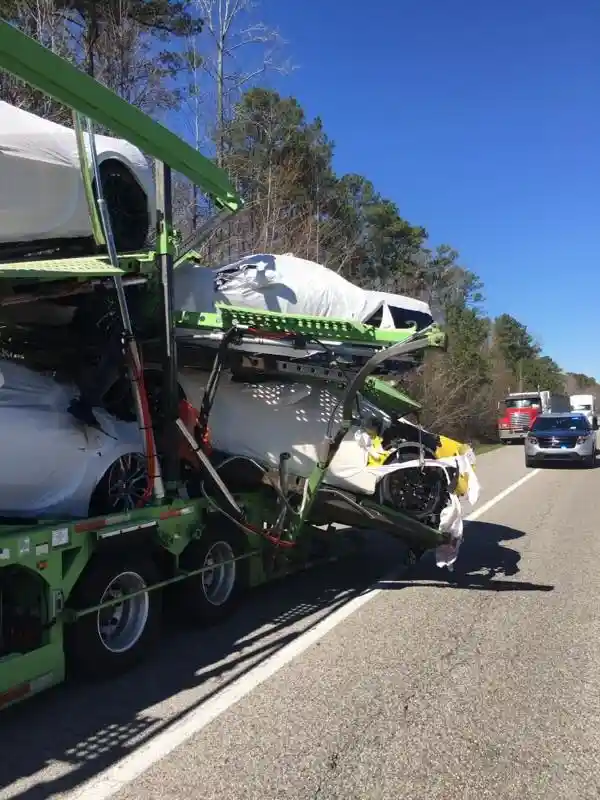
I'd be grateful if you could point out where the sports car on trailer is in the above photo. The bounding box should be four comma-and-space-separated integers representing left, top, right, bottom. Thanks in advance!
0, 358, 147, 520
0, 100, 155, 258
174, 253, 435, 334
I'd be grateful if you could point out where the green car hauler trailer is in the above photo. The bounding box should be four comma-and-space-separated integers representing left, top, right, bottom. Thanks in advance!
0, 21, 451, 710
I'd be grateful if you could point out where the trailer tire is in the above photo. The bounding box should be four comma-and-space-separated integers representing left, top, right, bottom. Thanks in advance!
66, 555, 162, 679
177, 524, 248, 625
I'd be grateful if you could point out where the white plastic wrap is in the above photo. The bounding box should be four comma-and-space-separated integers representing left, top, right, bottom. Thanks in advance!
0, 359, 144, 518
0, 359, 72, 409
0, 100, 154, 243
435, 493, 464, 570
174, 253, 433, 330
180, 369, 380, 493
178, 370, 475, 502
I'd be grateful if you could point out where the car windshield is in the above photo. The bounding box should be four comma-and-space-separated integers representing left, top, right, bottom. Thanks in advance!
502, 397, 541, 411
532, 415, 590, 432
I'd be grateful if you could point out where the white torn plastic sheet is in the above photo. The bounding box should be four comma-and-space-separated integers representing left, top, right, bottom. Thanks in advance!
174, 253, 434, 331
0, 100, 154, 243
180, 369, 383, 493
435, 493, 465, 570
439, 451, 481, 507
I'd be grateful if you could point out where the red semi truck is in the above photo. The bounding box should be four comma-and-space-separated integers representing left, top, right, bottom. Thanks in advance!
497, 390, 570, 443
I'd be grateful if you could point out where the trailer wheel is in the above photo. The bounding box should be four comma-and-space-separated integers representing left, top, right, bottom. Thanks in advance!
178, 524, 248, 625
66, 555, 161, 679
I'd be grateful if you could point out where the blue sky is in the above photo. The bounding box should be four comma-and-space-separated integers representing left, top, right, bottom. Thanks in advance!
251, 0, 600, 378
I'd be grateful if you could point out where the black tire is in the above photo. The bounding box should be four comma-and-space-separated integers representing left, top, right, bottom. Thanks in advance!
177, 523, 248, 625
97, 160, 150, 252
584, 449, 596, 468
525, 456, 536, 468
406, 546, 427, 566
379, 447, 448, 522
66, 554, 162, 679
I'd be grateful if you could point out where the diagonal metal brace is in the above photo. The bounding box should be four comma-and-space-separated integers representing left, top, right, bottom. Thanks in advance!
293, 325, 447, 530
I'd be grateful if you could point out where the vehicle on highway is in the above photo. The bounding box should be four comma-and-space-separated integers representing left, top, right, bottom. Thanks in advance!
497, 390, 570, 444
569, 393, 597, 428
524, 412, 598, 468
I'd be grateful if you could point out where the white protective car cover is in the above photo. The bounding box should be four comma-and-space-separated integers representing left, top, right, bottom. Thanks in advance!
180, 369, 379, 493
174, 253, 433, 330
0, 100, 154, 243
0, 359, 144, 518
179, 369, 475, 500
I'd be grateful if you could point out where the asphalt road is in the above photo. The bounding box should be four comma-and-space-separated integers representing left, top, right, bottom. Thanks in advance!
1, 442, 599, 800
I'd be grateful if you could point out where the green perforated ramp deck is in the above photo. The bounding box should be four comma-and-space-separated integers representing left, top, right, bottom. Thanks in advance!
175, 305, 438, 347
0, 255, 125, 279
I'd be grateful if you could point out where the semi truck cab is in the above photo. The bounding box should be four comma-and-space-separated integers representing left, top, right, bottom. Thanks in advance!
497, 391, 570, 443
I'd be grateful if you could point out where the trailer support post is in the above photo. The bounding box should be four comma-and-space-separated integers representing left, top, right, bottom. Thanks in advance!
155, 161, 180, 493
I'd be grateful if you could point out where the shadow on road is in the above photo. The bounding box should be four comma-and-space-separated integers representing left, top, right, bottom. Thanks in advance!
534, 458, 600, 470
384, 520, 555, 594
455, 520, 525, 579
380, 579, 555, 592
0, 522, 553, 798
0, 537, 404, 800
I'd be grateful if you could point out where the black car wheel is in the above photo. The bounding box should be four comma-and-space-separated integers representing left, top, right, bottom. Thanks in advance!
98, 160, 150, 252
89, 453, 149, 516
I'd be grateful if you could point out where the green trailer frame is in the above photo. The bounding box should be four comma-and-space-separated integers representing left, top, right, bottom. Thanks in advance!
0, 21, 449, 710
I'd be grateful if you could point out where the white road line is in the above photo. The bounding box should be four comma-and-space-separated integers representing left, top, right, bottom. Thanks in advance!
465, 468, 540, 523
67, 468, 542, 800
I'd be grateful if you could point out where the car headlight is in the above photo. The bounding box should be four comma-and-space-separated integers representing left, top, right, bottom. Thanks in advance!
576, 434, 591, 445
527, 435, 538, 445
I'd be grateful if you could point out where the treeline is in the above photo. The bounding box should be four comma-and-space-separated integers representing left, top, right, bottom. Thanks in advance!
2, 1, 597, 442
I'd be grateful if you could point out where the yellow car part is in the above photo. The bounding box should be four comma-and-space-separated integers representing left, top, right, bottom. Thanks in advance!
365, 431, 476, 499
435, 435, 475, 497
366, 434, 391, 467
